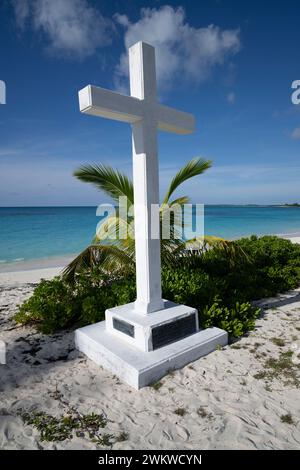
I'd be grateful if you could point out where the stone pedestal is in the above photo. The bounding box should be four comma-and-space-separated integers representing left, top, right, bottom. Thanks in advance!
75, 302, 228, 389
106, 300, 198, 352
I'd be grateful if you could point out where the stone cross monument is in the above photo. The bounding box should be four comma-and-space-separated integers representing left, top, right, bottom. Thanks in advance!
75, 42, 227, 389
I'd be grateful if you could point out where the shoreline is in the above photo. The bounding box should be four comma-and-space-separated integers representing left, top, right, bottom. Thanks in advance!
0, 254, 75, 274
0, 266, 64, 286
0, 234, 299, 285
0, 234, 299, 286
0, 255, 74, 286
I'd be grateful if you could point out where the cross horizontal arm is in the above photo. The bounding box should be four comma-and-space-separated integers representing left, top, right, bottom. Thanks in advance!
156, 104, 195, 135
79, 85, 144, 124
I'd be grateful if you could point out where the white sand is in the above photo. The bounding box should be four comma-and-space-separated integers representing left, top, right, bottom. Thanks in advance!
286, 237, 300, 244
0, 267, 63, 286
0, 237, 300, 450
0, 254, 74, 286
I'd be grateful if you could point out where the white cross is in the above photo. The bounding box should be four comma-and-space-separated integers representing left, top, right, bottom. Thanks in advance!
79, 42, 195, 315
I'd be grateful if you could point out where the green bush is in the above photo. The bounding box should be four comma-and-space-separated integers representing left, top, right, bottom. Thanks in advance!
15, 273, 136, 334
15, 236, 300, 337
199, 235, 300, 302
15, 277, 79, 334
161, 268, 219, 307
199, 297, 260, 338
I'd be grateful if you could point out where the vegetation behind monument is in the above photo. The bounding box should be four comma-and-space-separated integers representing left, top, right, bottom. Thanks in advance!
15, 236, 300, 338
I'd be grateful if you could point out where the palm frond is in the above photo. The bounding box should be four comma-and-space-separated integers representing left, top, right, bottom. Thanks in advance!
74, 164, 134, 204
169, 196, 190, 206
183, 235, 251, 266
163, 157, 212, 204
62, 244, 134, 282
65, 156, 215, 280
160, 238, 186, 266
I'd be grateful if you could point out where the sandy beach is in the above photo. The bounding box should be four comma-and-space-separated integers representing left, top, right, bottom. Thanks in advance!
0, 254, 74, 286
283, 235, 300, 245
0, 236, 299, 450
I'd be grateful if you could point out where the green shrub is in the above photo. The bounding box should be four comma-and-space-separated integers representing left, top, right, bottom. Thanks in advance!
200, 236, 300, 302
15, 277, 79, 334
161, 268, 218, 307
15, 273, 136, 334
14, 236, 300, 337
199, 297, 260, 338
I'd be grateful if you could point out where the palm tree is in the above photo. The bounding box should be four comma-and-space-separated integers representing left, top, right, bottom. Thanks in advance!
63, 158, 244, 280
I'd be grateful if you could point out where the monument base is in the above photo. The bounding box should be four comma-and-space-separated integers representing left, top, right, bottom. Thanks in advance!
75, 321, 228, 389
105, 300, 199, 352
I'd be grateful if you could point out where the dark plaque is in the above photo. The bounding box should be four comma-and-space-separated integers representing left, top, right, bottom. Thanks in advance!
152, 313, 196, 350
113, 318, 135, 338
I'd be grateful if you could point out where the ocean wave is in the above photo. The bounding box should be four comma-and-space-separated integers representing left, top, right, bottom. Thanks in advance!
0, 258, 25, 264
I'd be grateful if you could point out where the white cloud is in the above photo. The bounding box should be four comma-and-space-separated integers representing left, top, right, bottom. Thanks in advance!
12, 0, 30, 28
12, 0, 113, 59
114, 13, 130, 27
227, 92, 235, 103
160, 163, 300, 205
114, 6, 241, 90
291, 127, 300, 140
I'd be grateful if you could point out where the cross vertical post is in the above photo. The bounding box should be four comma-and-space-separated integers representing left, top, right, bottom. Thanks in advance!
129, 42, 164, 314
78, 41, 195, 316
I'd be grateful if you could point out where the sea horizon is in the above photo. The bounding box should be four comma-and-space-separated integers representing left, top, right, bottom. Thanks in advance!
1, 203, 299, 207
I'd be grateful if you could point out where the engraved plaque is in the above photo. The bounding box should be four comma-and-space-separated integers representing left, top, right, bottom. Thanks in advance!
152, 313, 196, 350
113, 318, 135, 338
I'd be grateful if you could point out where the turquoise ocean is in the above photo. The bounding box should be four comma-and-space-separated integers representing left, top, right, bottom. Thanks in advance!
1, 206, 300, 265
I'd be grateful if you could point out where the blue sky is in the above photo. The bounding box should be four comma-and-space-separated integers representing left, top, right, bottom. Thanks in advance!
0, 0, 299, 206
